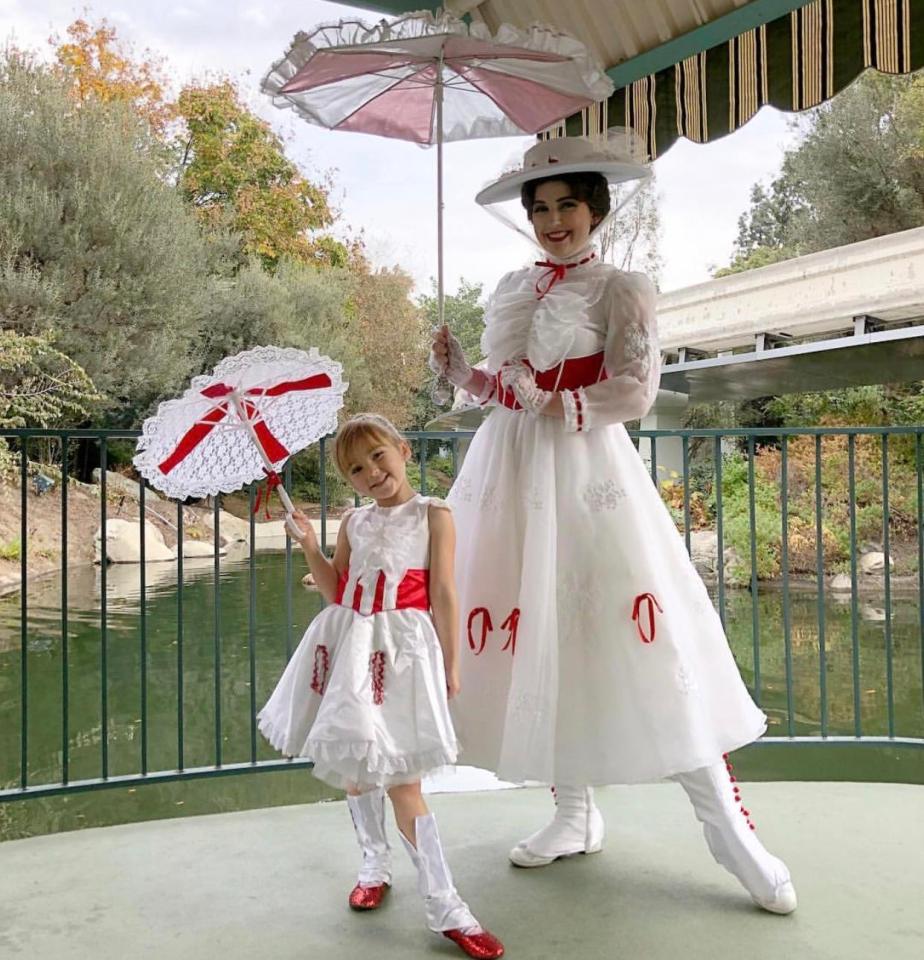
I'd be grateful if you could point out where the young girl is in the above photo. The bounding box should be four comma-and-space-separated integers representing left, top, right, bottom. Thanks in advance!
258, 414, 504, 959
431, 133, 797, 915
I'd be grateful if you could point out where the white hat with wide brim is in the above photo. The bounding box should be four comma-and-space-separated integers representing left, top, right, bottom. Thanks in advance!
476, 129, 650, 206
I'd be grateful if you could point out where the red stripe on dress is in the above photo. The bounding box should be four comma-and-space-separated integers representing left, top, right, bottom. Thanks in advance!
370, 651, 385, 705
336, 569, 431, 614
311, 644, 329, 695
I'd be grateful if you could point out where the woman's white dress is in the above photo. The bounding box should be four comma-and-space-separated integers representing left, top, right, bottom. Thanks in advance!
448, 255, 766, 786
258, 494, 458, 791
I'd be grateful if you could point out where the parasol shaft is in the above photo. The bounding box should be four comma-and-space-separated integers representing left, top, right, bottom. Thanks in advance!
228, 391, 295, 515
436, 51, 445, 328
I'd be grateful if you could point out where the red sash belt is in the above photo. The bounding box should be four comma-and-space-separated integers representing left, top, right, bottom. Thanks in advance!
496, 351, 608, 411
335, 569, 430, 614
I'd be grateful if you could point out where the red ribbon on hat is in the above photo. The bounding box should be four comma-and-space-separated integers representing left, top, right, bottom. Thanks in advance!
158, 373, 333, 475
534, 252, 596, 300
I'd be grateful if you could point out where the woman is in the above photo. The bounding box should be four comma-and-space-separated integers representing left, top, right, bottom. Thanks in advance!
430, 132, 796, 915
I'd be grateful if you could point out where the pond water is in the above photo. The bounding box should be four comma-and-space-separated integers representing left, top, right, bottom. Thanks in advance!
1, 551, 922, 839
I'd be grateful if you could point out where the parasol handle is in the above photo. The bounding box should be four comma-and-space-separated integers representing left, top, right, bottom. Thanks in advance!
436, 52, 445, 328
228, 390, 296, 516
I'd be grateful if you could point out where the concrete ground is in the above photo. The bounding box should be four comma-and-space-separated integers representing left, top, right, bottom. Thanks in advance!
1, 781, 922, 960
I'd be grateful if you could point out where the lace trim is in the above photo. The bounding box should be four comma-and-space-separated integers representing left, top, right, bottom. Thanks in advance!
262, 12, 612, 140
134, 346, 346, 501
348, 501, 422, 583
307, 740, 458, 784
624, 321, 656, 378
561, 387, 590, 433
581, 478, 628, 512
481, 268, 612, 374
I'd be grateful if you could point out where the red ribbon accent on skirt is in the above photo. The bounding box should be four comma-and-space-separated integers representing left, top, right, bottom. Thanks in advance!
157, 373, 333, 475
335, 569, 430, 614
496, 352, 608, 411
534, 252, 595, 299
310, 644, 329, 695
632, 593, 663, 643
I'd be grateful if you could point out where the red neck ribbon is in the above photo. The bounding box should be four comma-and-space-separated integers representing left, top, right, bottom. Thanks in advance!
534, 252, 596, 300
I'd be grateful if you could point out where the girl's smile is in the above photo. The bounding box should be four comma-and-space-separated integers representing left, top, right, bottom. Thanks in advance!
346, 441, 414, 507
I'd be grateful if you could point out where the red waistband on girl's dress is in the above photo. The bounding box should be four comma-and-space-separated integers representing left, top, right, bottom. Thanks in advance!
496, 351, 608, 411
335, 569, 430, 614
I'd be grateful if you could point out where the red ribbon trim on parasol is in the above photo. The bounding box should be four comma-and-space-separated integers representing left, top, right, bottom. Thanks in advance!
252, 469, 282, 520
157, 373, 332, 476
534, 252, 595, 300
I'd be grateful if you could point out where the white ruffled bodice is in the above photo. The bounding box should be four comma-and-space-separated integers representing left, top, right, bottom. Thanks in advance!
341, 494, 443, 615
478, 258, 661, 431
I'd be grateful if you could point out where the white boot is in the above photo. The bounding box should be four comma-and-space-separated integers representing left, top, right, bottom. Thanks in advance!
674, 760, 797, 914
346, 789, 391, 909
399, 814, 504, 958
509, 785, 605, 868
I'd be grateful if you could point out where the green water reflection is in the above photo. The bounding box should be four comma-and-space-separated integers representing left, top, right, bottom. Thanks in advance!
1, 554, 922, 839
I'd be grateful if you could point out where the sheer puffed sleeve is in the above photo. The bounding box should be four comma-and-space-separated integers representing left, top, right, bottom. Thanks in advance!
560, 270, 659, 433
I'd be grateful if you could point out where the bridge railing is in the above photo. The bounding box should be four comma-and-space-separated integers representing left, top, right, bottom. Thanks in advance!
1, 425, 921, 803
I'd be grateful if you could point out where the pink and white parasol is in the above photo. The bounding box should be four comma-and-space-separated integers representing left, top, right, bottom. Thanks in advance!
261, 10, 614, 327
134, 346, 347, 511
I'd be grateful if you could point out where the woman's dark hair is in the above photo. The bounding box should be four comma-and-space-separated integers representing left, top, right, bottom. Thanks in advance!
520, 172, 610, 224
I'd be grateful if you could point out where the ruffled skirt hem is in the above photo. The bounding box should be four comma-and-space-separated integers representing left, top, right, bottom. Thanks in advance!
258, 711, 458, 789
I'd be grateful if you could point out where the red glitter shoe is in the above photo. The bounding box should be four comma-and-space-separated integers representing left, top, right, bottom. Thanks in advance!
348, 882, 390, 911
442, 928, 505, 959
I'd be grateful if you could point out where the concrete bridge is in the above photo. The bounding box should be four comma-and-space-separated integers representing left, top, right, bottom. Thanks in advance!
641, 227, 924, 473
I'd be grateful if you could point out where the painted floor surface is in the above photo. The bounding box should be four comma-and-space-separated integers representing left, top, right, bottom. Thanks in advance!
1, 781, 922, 960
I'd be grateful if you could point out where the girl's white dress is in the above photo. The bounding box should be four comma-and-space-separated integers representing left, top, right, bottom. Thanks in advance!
449, 255, 766, 787
258, 494, 458, 791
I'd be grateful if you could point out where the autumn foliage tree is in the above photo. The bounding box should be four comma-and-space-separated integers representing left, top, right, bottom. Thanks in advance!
27, 16, 428, 435
52, 18, 175, 139
175, 82, 348, 270
348, 256, 429, 426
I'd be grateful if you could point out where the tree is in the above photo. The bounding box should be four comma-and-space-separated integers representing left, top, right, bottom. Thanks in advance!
0, 54, 221, 424
51, 17, 347, 273
197, 257, 360, 381
413, 279, 486, 427
52, 17, 175, 139
713, 243, 802, 278
724, 72, 924, 275
703, 73, 924, 429
732, 174, 808, 257
0, 331, 99, 427
175, 82, 347, 270
350, 261, 429, 427
597, 178, 662, 283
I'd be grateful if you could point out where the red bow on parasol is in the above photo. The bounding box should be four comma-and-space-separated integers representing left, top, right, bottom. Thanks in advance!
134, 345, 347, 515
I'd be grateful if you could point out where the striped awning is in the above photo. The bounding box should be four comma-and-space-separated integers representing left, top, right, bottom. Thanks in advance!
549, 0, 922, 158
340, 1, 921, 157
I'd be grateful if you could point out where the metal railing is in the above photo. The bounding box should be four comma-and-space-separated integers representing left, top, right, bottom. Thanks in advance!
1, 425, 922, 803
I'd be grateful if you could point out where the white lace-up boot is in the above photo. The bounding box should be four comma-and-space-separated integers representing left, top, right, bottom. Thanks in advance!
509, 785, 605, 868
399, 814, 504, 958
346, 789, 392, 910
674, 759, 797, 914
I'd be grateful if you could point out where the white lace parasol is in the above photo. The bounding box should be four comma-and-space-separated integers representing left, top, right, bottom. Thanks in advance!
134, 345, 347, 504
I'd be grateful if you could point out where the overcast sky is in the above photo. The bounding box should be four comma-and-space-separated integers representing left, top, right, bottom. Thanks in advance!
1, 0, 802, 296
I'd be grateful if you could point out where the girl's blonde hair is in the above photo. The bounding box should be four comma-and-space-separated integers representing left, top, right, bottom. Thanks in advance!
333, 413, 407, 477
